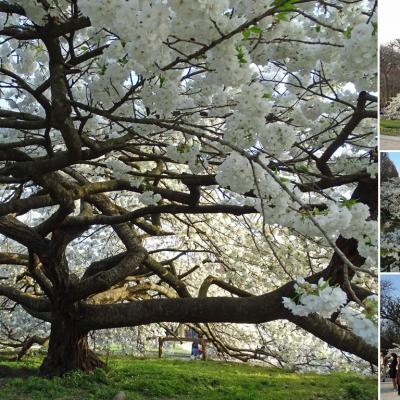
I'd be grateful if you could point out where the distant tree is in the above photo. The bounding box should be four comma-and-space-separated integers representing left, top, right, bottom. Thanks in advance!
381, 280, 400, 348
381, 153, 398, 182
380, 41, 400, 107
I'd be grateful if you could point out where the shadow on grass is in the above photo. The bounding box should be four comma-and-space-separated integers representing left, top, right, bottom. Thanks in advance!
0, 365, 38, 379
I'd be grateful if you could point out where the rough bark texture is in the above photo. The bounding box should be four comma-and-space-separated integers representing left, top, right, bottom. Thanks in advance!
39, 314, 105, 376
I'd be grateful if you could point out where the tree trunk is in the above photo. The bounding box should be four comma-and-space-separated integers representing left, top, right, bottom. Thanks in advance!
39, 315, 106, 377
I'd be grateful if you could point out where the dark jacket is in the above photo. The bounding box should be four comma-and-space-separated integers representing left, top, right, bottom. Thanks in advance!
390, 357, 398, 379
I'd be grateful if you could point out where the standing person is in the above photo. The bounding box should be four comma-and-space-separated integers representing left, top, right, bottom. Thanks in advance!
397, 357, 400, 396
382, 352, 389, 382
191, 340, 199, 359
390, 353, 398, 391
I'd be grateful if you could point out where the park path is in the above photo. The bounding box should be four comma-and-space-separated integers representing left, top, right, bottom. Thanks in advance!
380, 135, 400, 151
381, 381, 399, 399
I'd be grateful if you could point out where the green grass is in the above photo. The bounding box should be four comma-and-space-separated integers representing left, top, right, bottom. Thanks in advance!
380, 119, 400, 136
0, 356, 377, 400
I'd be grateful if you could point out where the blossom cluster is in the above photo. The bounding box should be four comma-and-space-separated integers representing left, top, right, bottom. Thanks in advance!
283, 278, 377, 346
282, 277, 347, 318
384, 95, 400, 119
340, 296, 378, 347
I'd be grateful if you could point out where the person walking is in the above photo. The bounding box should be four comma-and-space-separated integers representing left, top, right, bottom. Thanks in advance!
382, 351, 389, 382
396, 356, 400, 396
390, 353, 398, 392
191, 340, 199, 359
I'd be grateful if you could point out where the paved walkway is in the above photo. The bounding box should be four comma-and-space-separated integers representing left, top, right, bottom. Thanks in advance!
381, 381, 399, 399
380, 135, 400, 150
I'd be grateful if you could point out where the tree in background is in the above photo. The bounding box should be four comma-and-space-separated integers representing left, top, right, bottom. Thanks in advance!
380, 153, 399, 272
381, 280, 400, 350
0, 0, 377, 376
381, 153, 399, 182
380, 41, 400, 109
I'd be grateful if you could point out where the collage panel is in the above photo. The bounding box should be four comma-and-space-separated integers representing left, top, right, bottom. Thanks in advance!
0, 1, 380, 399
380, 0, 400, 151
381, 275, 400, 398
381, 153, 400, 272
380, 1, 400, 399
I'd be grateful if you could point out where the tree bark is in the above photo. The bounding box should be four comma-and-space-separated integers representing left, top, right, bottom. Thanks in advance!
39, 314, 105, 376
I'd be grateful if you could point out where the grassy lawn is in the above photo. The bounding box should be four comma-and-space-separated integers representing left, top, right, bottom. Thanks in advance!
0, 356, 377, 400
380, 119, 400, 136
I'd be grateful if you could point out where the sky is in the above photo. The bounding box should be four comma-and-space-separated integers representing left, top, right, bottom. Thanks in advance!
380, 1, 400, 44
382, 274, 400, 297
389, 152, 400, 173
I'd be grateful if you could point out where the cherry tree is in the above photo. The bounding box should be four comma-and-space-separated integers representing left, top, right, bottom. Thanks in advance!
381, 181, 400, 272
380, 153, 398, 272
380, 41, 400, 107
0, 0, 377, 376
381, 279, 400, 350
383, 94, 400, 120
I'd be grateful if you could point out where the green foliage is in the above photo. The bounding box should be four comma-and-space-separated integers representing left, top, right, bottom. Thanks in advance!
381, 247, 389, 257
278, 176, 289, 183
159, 75, 166, 88
235, 45, 247, 64
381, 119, 400, 128
0, 356, 376, 400
380, 119, 400, 136
343, 26, 353, 39
242, 26, 262, 39
339, 198, 358, 209
295, 165, 309, 173
272, 0, 298, 21
344, 382, 373, 400
275, 12, 290, 22
176, 143, 190, 153
371, 22, 377, 36
98, 63, 107, 76
272, 0, 298, 11
363, 296, 378, 323
118, 57, 129, 66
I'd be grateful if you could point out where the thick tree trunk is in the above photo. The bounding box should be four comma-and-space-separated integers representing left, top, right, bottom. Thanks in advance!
39, 315, 106, 377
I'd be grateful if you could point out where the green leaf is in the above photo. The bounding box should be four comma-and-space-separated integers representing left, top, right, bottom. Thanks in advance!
339, 198, 358, 209
250, 26, 262, 34
315, 25, 321, 33
235, 45, 247, 64
363, 297, 378, 322
118, 57, 128, 66
311, 208, 328, 216
242, 29, 251, 39
271, 0, 297, 23
159, 75, 166, 88
242, 26, 262, 40
276, 11, 290, 22
177, 143, 189, 153
295, 165, 309, 173
99, 64, 107, 76
272, 0, 297, 11
279, 176, 289, 183
381, 248, 389, 257
343, 26, 353, 39
272, 0, 295, 6
372, 22, 377, 36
